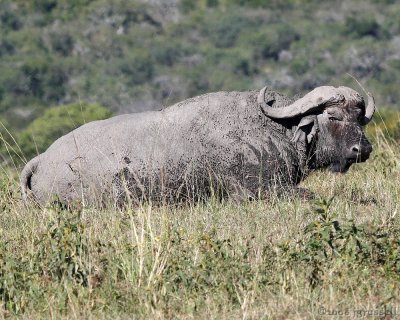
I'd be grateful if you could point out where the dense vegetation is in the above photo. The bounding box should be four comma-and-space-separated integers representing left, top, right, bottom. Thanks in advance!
1, 0, 400, 318
1, 134, 399, 318
1, 0, 400, 159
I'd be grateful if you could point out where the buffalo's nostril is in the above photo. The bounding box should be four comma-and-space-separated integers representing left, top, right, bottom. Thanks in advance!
349, 143, 372, 162
351, 146, 360, 153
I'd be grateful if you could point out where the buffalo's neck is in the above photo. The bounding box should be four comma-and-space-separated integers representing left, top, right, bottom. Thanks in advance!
284, 120, 317, 181
258, 117, 306, 184
289, 125, 311, 182
295, 126, 319, 175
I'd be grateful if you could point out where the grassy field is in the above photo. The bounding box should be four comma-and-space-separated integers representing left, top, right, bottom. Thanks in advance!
0, 134, 399, 319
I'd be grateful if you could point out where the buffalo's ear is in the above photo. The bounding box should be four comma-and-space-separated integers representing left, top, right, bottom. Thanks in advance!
292, 115, 319, 144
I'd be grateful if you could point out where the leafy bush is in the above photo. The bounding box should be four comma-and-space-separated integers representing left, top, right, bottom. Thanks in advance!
151, 39, 187, 67
0, 38, 15, 57
0, 55, 68, 108
0, 3, 22, 31
36, 209, 90, 286
33, 0, 58, 13
0, 209, 96, 314
180, 0, 197, 13
290, 56, 310, 75
206, 13, 256, 49
344, 16, 384, 39
284, 198, 400, 287
49, 31, 74, 56
228, 0, 295, 9
240, 24, 299, 61
118, 52, 154, 85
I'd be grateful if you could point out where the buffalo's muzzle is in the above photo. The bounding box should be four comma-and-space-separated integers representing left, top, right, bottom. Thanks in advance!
347, 141, 372, 163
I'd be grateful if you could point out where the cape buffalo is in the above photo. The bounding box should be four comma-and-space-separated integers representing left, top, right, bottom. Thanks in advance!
20, 86, 375, 207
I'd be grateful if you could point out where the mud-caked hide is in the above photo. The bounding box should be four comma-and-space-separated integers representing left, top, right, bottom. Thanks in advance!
20, 86, 375, 207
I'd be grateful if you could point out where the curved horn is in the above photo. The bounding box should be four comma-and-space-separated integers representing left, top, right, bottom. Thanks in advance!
361, 92, 375, 125
258, 86, 345, 119
345, 74, 376, 125
257, 86, 269, 105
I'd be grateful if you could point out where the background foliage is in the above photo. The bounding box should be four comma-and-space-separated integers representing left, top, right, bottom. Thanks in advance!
0, 0, 400, 160
1, 1, 400, 317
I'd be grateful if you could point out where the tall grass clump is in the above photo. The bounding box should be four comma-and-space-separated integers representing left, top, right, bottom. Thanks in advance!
0, 126, 399, 318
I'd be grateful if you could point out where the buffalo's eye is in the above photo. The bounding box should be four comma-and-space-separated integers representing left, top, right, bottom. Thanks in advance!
328, 116, 342, 121
325, 109, 344, 121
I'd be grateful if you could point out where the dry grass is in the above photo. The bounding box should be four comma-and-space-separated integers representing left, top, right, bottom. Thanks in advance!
0, 135, 399, 319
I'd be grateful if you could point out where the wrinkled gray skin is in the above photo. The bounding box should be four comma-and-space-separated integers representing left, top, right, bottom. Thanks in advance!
20, 86, 374, 207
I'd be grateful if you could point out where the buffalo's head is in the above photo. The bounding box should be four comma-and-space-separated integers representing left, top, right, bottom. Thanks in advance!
258, 86, 375, 173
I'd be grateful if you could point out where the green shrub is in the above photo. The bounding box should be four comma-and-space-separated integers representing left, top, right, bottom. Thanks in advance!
289, 56, 310, 75
344, 16, 384, 39
227, 0, 294, 9
49, 31, 74, 56
206, 13, 256, 48
383, 6, 400, 34
36, 209, 90, 286
206, 0, 219, 7
282, 198, 400, 288
180, 0, 197, 12
0, 4, 22, 31
0, 38, 15, 57
151, 39, 187, 67
0, 209, 94, 314
118, 52, 154, 85
0, 55, 69, 106
239, 24, 299, 61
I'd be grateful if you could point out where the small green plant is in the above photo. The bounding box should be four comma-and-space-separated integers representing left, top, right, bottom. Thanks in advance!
282, 197, 400, 288
35, 208, 90, 286
0, 241, 40, 314
0, 208, 100, 315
